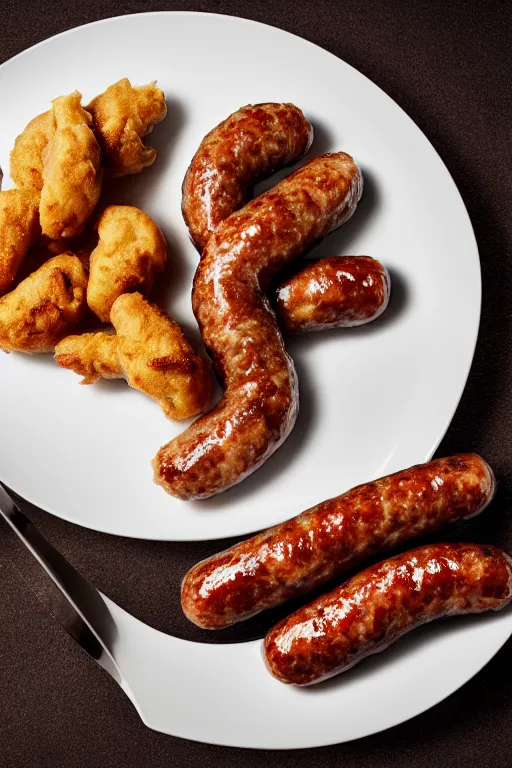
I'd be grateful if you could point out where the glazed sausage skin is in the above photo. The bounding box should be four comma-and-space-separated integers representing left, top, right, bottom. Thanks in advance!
181, 454, 495, 628
153, 153, 362, 500
275, 256, 390, 333
264, 542, 512, 685
182, 103, 313, 250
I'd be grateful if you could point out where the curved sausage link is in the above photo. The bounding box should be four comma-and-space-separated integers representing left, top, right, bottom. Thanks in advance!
182, 103, 313, 250
264, 542, 512, 685
274, 256, 390, 332
180, 454, 495, 628
153, 153, 362, 500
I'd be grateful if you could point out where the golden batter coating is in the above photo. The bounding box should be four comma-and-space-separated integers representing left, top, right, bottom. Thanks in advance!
10, 110, 54, 192
56, 293, 213, 420
40, 92, 102, 239
0, 254, 88, 353
55, 332, 120, 384
87, 78, 167, 177
87, 205, 167, 322
0, 189, 40, 295
12, 229, 96, 292
111, 293, 212, 421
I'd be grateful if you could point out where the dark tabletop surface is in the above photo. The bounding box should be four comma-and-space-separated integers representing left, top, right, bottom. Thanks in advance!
1, 1, 512, 765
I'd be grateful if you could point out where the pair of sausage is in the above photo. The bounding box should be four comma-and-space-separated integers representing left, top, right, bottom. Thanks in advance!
181, 455, 512, 685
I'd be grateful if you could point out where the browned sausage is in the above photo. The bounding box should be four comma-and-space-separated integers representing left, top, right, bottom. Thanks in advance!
181, 454, 495, 628
274, 256, 390, 332
263, 542, 512, 685
153, 152, 362, 500
181, 103, 313, 251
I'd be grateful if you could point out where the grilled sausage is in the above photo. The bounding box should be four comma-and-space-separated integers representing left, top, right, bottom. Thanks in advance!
274, 256, 390, 332
153, 152, 362, 500
182, 103, 313, 251
182, 105, 388, 333
181, 454, 495, 628
264, 542, 512, 685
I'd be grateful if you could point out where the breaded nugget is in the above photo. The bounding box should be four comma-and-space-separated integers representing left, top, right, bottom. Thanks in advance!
0, 254, 87, 353
55, 332, 120, 383
87, 78, 167, 177
0, 189, 40, 295
87, 205, 167, 322
55, 293, 212, 420
111, 293, 212, 420
10, 110, 54, 192
40, 92, 102, 239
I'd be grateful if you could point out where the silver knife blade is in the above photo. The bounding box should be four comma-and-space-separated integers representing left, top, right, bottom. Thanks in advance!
0, 483, 122, 685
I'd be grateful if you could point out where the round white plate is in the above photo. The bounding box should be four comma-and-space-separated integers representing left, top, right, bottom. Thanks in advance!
0, 13, 480, 543
106, 593, 512, 749
1, 12, 506, 752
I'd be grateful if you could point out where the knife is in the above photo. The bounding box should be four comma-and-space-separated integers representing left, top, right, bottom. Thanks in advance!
0, 483, 122, 685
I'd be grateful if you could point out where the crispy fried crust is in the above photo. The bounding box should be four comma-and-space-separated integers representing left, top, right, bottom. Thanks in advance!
10, 110, 54, 192
40, 92, 102, 239
0, 189, 40, 295
0, 254, 88, 353
87, 78, 167, 177
55, 332, 120, 383
87, 205, 167, 322
111, 292, 212, 420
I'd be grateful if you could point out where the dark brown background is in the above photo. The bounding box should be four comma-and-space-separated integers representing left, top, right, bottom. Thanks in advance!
1, 1, 512, 765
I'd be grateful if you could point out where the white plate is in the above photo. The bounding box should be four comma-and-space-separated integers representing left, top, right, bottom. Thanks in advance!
1, 12, 506, 751
105, 592, 512, 749
0, 12, 480, 543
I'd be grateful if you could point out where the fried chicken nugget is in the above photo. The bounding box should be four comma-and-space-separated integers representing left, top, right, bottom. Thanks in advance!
55, 293, 212, 420
87, 78, 167, 177
111, 293, 212, 420
40, 92, 102, 239
87, 205, 167, 322
55, 332, 120, 383
0, 189, 40, 295
10, 110, 54, 192
0, 254, 87, 353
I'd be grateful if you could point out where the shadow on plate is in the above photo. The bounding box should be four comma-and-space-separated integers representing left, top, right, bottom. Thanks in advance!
100, 97, 187, 207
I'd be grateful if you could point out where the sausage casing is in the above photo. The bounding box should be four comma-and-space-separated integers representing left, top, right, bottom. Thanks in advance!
153, 152, 362, 500
274, 256, 390, 332
182, 103, 313, 250
181, 454, 495, 628
263, 542, 512, 685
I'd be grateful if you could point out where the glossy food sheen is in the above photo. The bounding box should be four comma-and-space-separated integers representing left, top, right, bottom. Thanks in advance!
153, 152, 362, 500
275, 256, 390, 332
182, 103, 313, 250
264, 543, 512, 685
181, 454, 495, 627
